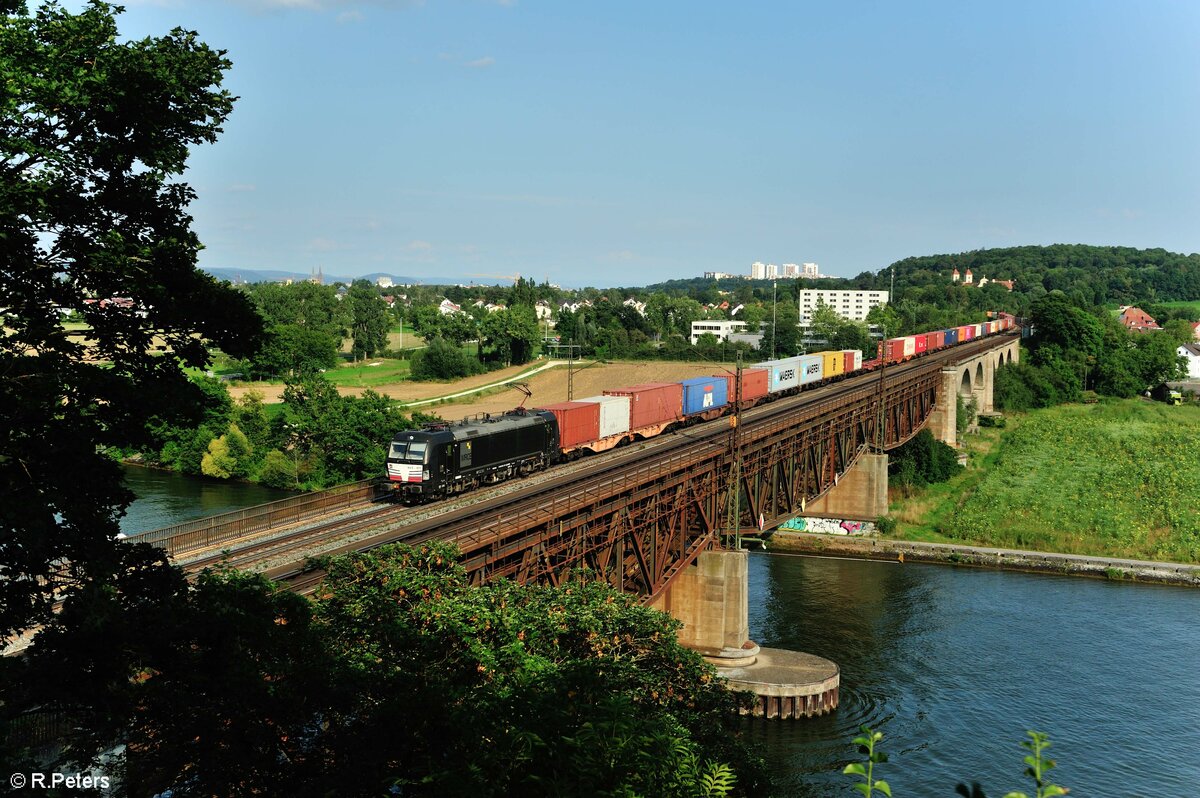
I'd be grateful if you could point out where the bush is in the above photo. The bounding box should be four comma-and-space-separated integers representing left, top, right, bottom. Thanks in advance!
259, 449, 298, 490
875, 515, 898, 536
890, 429, 962, 492
410, 337, 484, 381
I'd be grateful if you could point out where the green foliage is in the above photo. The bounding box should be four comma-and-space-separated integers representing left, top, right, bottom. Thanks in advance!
954, 731, 1068, 798
250, 322, 340, 379
258, 449, 299, 489
890, 429, 963, 493
273, 375, 411, 485
200, 423, 251, 479
8, 543, 764, 796
994, 361, 1081, 411
944, 401, 1200, 562
843, 725, 892, 797
348, 279, 389, 360
956, 394, 978, 435
410, 336, 484, 380
481, 305, 541, 365
875, 515, 898, 536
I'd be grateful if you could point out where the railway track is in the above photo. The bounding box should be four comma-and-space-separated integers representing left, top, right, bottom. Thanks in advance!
189, 335, 1013, 594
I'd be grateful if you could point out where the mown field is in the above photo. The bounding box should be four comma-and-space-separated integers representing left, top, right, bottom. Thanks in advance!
889, 400, 1200, 563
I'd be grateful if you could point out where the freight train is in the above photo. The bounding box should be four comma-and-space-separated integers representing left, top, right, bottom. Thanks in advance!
386, 316, 1015, 501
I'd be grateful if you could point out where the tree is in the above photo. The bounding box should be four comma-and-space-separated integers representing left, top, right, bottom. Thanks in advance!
251, 323, 339, 378
0, 1, 263, 636
411, 336, 479, 380
348, 279, 388, 360
482, 306, 540, 366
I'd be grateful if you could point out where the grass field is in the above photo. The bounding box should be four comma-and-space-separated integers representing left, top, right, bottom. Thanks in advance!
888, 399, 1200, 563
323, 358, 413, 388
1157, 300, 1200, 317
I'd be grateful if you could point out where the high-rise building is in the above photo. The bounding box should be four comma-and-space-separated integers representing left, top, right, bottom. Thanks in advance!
796, 289, 889, 324
765, 263, 779, 279
782, 263, 800, 277
750, 261, 767, 280
801, 262, 820, 278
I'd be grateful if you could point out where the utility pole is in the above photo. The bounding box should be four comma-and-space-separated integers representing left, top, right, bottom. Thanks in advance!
567, 337, 576, 401
725, 351, 744, 550
771, 279, 778, 359
876, 323, 887, 452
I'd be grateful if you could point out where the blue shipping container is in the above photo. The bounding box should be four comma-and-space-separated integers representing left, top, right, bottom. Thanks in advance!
943, 328, 959, 346
680, 376, 729, 415
798, 354, 824, 385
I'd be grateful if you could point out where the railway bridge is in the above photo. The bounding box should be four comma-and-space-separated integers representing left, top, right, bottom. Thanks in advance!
131, 334, 1019, 716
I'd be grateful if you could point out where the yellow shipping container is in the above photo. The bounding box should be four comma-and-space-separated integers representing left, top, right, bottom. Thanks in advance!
820, 350, 843, 378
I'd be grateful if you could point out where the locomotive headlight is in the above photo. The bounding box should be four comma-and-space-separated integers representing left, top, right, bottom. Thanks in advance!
422, 469, 430, 480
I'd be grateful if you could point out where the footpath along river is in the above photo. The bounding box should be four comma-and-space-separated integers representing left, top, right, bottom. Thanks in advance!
119, 467, 1199, 796
746, 551, 1200, 797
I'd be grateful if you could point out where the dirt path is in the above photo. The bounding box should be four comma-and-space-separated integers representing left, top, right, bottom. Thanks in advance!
224, 359, 734, 418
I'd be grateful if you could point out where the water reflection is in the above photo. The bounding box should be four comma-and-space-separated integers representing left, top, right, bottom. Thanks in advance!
119, 464, 296, 535
746, 551, 1200, 796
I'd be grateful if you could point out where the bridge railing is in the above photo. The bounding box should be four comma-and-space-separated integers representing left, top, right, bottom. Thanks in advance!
123, 477, 386, 558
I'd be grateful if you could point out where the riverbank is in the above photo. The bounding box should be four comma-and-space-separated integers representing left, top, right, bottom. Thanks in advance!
767, 530, 1200, 586
882, 399, 1200, 565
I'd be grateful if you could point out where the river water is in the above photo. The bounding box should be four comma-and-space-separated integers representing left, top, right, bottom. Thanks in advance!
118, 468, 1199, 796
118, 464, 295, 536
747, 551, 1200, 797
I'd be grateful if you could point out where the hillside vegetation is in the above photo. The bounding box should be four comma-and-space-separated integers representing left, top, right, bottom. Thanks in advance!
898, 400, 1200, 563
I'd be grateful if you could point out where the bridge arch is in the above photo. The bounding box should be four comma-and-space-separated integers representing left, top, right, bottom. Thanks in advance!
960, 368, 973, 396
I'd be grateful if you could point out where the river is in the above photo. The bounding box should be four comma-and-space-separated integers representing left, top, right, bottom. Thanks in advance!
747, 551, 1200, 797
118, 468, 1199, 796
118, 464, 295, 536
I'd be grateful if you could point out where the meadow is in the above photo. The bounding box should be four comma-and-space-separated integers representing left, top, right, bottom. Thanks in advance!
889, 399, 1200, 564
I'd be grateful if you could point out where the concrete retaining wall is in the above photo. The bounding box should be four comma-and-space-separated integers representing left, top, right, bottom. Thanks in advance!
769, 531, 1200, 587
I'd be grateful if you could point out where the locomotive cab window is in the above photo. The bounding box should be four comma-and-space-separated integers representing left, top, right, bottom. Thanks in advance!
405, 442, 428, 463
389, 442, 408, 459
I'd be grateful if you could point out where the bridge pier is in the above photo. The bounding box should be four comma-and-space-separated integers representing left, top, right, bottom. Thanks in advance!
803, 453, 889, 521
652, 549, 839, 718
927, 368, 960, 446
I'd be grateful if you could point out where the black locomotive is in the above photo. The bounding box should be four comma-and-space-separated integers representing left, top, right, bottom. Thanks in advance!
386, 409, 559, 501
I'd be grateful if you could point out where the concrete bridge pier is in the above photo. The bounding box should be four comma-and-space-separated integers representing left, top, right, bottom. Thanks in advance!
651, 549, 840, 719
804, 453, 889, 520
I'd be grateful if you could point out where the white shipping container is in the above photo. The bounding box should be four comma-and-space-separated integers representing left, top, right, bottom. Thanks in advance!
754, 357, 802, 392
903, 337, 916, 358
798, 354, 824, 385
577, 394, 631, 438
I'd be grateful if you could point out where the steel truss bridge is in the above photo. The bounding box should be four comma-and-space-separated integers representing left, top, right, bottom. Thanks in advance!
259, 335, 1014, 602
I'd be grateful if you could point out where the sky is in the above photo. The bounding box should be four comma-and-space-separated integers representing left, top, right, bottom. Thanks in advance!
113, 0, 1200, 286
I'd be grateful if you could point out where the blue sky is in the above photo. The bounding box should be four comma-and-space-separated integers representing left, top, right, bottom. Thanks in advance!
116, 0, 1200, 285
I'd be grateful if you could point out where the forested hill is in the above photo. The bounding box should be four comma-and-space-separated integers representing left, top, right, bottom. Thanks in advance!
646, 245, 1200, 311
869, 244, 1200, 306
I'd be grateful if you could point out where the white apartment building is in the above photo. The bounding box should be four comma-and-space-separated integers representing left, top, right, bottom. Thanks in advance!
801, 262, 821, 278
796, 289, 889, 324
690, 320, 748, 345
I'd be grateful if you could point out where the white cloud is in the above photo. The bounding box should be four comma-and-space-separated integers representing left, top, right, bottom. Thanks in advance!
465, 56, 495, 69
336, 9, 363, 22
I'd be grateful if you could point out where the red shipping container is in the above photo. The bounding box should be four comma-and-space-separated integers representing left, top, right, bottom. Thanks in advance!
841, 351, 860, 373
716, 368, 769, 403
604, 382, 683, 430
883, 338, 906, 364
925, 331, 942, 351
536, 401, 600, 449
914, 335, 928, 354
